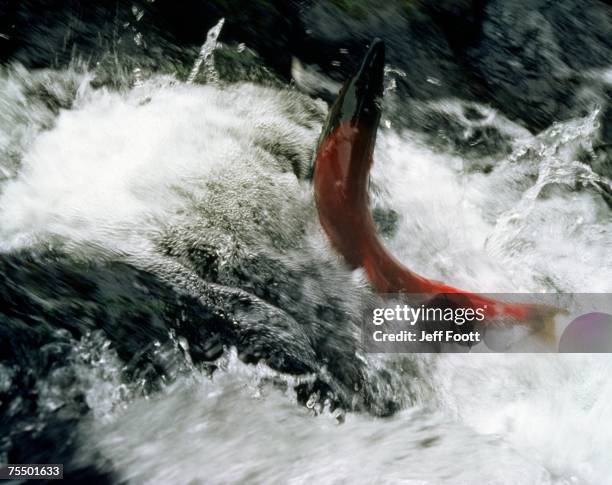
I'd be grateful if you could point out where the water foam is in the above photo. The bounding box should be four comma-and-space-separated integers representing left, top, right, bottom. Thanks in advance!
0, 76, 323, 255
1, 60, 611, 483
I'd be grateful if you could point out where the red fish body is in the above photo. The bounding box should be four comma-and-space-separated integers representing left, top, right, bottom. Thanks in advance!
314, 39, 554, 326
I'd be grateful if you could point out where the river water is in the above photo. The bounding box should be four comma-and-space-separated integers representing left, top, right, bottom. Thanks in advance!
1, 26, 612, 484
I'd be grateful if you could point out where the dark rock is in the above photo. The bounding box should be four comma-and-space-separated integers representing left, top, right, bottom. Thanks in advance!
2, 0, 611, 134
0, 0, 302, 82
372, 207, 399, 238
8, 416, 117, 484
0, 247, 397, 462
546, 0, 612, 72
298, 0, 612, 133
300, 0, 482, 101
466, 0, 612, 130
395, 101, 515, 159
0, 249, 315, 467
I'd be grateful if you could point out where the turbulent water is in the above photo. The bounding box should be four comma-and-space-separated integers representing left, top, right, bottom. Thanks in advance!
1, 33, 612, 484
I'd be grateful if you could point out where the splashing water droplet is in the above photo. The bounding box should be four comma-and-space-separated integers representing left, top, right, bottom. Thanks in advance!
133, 67, 143, 87
383, 66, 406, 94
187, 18, 225, 85
131, 6, 144, 21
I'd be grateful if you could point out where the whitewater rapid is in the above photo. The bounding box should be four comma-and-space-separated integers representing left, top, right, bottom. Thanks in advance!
1, 55, 611, 484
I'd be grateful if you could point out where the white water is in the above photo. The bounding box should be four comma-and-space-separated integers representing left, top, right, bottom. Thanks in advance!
1, 58, 612, 484
0, 74, 322, 255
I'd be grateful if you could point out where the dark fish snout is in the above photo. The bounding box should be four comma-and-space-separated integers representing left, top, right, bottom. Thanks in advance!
321, 39, 386, 140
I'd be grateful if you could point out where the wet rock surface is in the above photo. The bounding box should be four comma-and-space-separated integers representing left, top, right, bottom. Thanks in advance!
0, 251, 302, 476
0, 247, 390, 477
2, 0, 610, 132
466, 0, 612, 130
